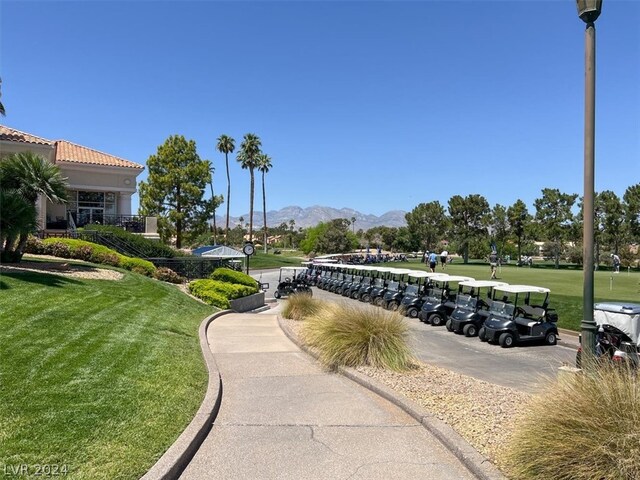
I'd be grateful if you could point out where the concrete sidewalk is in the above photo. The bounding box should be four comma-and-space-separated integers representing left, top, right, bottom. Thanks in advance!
179, 312, 477, 480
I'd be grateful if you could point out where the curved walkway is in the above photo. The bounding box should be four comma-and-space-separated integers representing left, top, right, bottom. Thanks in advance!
179, 312, 476, 480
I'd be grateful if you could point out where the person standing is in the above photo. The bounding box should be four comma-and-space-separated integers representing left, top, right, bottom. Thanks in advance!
612, 253, 621, 273
440, 249, 448, 270
428, 251, 438, 273
489, 251, 498, 279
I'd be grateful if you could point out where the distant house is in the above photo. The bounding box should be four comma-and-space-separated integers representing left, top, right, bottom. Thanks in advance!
0, 125, 151, 235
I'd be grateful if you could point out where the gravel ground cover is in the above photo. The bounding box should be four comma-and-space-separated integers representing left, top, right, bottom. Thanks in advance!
283, 316, 529, 473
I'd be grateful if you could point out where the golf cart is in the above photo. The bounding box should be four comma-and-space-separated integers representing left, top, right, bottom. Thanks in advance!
400, 272, 446, 318
273, 267, 312, 299
370, 268, 398, 307
447, 280, 508, 336
381, 269, 414, 311
361, 268, 392, 304
479, 285, 558, 347
417, 275, 475, 326
356, 267, 381, 301
333, 266, 356, 294
576, 302, 640, 368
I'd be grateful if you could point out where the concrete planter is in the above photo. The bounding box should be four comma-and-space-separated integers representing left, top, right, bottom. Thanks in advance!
230, 292, 265, 312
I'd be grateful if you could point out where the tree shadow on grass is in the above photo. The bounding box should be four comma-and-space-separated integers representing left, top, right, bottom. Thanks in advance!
0, 270, 82, 287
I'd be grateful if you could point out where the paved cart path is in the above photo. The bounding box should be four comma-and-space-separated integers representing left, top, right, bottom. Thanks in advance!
180, 312, 475, 480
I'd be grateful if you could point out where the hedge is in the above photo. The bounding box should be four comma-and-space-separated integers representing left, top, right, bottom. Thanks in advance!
210, 267, 258, 288
27, 237, 157, 277
188, 279, 257, 302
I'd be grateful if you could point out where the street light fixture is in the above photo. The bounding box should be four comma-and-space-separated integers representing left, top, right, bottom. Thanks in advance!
576, 0, 603, 368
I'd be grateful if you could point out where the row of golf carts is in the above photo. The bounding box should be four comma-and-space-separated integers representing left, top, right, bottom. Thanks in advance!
299, 263, 561, 348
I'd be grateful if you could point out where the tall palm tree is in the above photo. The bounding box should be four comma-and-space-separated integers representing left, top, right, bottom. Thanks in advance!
0, 151, 68, 261
236, 133, 262, 242
206, 160, 217, 244
257, 153, 272, 253
216, 134, 235, 244
0, 77, 5, 116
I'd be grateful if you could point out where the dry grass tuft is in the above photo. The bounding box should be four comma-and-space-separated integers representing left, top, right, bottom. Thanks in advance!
281, 292, 324, 320
504, 364, 640, 480
301, 303, 416, 371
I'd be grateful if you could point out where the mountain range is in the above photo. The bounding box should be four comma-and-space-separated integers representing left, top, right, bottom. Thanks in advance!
217, 205, 408, 231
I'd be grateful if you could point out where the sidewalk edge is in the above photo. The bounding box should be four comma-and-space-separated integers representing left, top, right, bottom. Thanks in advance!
141, 309, 233, 480
278, 315, 507, 480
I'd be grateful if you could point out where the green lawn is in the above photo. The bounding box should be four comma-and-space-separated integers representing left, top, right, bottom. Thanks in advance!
403, 260, 640, 330
0, 267, 213, 479
248, 250, 307, 269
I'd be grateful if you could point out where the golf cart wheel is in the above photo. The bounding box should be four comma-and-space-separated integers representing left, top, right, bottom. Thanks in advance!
351, 291, 359, 299
463, 324, 477, 337
407, 307, 419, 319
362, 294, 371, 303
274, 290, 281, 299
478, 327, 488, 342
545, 331, 557, 346
373, 297, 383, 307
430, 313, 444, 327
445, 319, 453, 331
388, 301, 399, 312
499, 332, 515, 348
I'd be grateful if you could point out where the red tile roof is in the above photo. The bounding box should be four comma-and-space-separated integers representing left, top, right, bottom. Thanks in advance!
56, 140, 143, 170
0, 125, 54, 146
0, 125, 144, 170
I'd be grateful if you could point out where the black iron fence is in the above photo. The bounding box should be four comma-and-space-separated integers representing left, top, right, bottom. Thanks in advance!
148, 257, 235, 280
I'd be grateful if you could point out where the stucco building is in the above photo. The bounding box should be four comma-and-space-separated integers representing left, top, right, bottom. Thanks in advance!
0, 125, 148, 233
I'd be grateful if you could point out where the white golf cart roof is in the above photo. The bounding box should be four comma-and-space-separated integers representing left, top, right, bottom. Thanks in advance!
460, 280, 509, 288
494, 285, 550, 294
594, 302, 640, 344
408, 271, 437, 279
432, 275, 475, 283
387, 268, 414, 275
280, 266, 308, 272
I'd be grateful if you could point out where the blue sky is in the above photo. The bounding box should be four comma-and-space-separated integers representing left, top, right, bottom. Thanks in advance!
2, 0, 638, 218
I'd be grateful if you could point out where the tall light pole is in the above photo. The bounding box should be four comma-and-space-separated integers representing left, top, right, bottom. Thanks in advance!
576, 0, 603, 367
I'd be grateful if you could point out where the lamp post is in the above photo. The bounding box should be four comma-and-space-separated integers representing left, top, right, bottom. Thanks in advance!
576, 0, 603, 367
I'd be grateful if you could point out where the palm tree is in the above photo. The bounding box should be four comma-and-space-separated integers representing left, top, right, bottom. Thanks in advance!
0, 189, 37, 259
0, 77, 5, 116
236, 133, 262, 242
216, 134, 235, 244
0, 151, 68, 262
206, 160, 217, 244
257, 153, 272, 253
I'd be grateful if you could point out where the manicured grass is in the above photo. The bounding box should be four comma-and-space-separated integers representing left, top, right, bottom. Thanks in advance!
248, 251, 307, 269
0, 268, 213, 479
402, 260, 639, 330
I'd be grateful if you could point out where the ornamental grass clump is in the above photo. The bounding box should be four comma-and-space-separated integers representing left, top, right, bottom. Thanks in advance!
281, 292, 324, 321
503, 364, 640, 480
302, 303, 415, 371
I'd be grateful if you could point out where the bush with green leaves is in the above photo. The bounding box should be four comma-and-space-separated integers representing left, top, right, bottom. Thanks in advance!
29, 237, 156, 276
187, 280, 232, 309
302, 302, 415, 371
504, 364, 640, 480
210, 267, 258, 289
189, 279, 257, 301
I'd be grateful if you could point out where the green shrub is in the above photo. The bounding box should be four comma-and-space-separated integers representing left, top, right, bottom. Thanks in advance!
282, 293, 323, 321
120, 257, 156, 277
38, 238, 156, 275
153, 267, 184, 284
504, 364, 640, 480
189, 279, 256, 301
24, 235, 46, 254
210, 267, 258, 289
302, 303, 415, 371
187, 280, 231, 309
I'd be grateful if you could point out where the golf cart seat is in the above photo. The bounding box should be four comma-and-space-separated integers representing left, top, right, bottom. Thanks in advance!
521, 305, 545, 319
516, 317, 539, 329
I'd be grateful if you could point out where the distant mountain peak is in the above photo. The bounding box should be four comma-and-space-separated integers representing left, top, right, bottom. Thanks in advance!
220, 206, 407, 230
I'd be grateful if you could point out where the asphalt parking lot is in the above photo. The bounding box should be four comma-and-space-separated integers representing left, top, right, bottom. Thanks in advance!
253, 269, 577, 393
